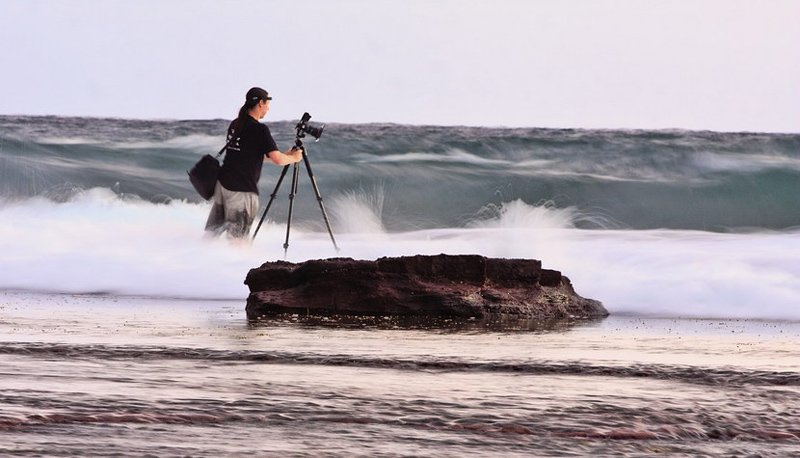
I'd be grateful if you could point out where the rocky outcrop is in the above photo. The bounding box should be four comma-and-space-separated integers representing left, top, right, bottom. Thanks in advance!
245, 254, 607, 321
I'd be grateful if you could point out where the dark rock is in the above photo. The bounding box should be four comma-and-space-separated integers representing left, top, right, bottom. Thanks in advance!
245, 254, 607, 320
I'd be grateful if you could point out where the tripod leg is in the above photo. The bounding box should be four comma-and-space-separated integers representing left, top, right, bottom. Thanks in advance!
251, 164, 291, 241
283, 162, 301, 257
301, 151, 340, 252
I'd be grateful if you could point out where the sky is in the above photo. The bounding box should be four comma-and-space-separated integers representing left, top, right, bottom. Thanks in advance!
0, 0, 798, 132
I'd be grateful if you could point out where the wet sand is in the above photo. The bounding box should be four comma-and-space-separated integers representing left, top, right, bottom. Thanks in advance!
1, 291, 799, 456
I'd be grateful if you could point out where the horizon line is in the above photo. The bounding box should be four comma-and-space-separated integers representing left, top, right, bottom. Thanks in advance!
1, 113, 798, 136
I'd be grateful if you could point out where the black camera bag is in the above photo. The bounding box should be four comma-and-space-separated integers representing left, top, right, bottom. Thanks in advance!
188, 154, 221, 200
187, 127, 239, 200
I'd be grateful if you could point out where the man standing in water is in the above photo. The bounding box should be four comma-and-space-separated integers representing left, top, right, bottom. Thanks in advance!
205, 87, 303, 239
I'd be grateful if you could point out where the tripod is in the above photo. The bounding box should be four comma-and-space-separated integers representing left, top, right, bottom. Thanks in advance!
250, 134, 339, 256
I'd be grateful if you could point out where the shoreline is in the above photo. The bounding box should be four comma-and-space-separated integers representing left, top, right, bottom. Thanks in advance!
3, 289, 800, 325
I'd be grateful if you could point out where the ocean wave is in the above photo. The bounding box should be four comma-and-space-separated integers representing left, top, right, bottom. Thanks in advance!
1, 190, 799, 320
693, 151, 800, 173
2, 115, 800, 230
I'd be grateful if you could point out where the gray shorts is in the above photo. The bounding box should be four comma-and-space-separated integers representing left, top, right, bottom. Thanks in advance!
204, 181, 259, 238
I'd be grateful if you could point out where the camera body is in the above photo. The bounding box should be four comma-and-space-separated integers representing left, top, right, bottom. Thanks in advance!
296, 112, 324, 141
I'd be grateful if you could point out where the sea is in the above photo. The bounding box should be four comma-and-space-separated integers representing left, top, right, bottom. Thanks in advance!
0, 115, 798, 456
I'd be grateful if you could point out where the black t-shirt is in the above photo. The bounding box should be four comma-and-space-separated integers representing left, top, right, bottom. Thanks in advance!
218, 117, 279, 194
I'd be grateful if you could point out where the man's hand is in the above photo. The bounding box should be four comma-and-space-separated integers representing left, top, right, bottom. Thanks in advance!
267, 147, 304, 166
286, 146, 303, 162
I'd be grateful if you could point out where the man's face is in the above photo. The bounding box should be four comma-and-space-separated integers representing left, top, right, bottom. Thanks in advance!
257, 100, 271, 119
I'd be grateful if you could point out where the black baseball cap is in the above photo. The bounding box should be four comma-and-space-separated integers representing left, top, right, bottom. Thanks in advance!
246, 87, 272, 102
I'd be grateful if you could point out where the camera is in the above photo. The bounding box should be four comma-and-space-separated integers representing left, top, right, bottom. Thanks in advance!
296, 112, 324, 141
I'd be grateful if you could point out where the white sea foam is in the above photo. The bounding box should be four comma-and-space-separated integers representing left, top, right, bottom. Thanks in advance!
29, 134, 220, 151
36, 136, 103, 146
111, 134, 222, 151
469, 199, 580, 230
354, 149, 511, 166
0, 190, 798, 320
328, 187, 386, 234
693, 151, 800, 173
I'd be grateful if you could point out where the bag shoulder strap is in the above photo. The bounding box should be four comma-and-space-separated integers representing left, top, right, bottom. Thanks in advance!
216, 120, 245, 158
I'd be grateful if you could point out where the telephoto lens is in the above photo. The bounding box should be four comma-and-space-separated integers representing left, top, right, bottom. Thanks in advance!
304, 124, 324, 139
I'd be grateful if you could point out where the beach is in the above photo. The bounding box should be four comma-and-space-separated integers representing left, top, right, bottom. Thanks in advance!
1, 292, 798, 456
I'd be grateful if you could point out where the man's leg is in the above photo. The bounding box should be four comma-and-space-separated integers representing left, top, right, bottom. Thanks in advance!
224, 191, 259, 239
204, 182, 226, 236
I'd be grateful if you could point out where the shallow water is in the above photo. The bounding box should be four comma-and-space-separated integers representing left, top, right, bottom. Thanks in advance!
1, 292, 798, 456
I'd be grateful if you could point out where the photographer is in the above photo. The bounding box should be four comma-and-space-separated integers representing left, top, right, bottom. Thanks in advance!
205, 87, 302, 239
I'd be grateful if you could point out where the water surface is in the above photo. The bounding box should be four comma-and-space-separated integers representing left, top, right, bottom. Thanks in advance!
2, 292, 798, 456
